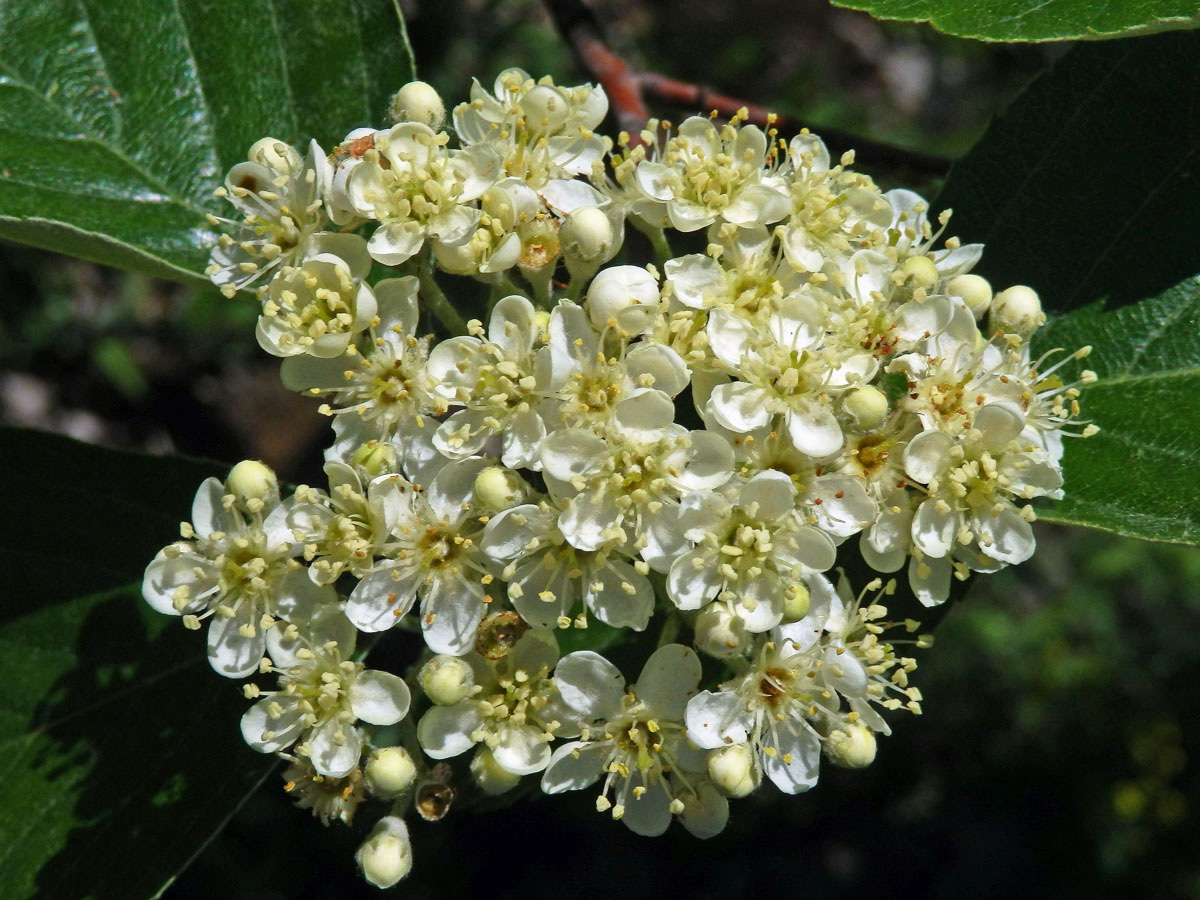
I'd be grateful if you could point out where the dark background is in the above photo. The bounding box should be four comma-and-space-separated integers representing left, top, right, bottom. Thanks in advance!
2, 1, 1196, 897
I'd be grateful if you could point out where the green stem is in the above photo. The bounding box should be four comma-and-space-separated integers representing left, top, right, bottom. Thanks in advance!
418, 258, 468, 335
630, 217, 674, 268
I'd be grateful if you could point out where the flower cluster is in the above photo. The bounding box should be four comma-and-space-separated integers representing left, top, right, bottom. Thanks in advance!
145, 70, 1096, 888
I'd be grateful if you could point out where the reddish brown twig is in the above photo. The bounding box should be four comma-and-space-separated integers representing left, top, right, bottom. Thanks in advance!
541, 0, 949, 177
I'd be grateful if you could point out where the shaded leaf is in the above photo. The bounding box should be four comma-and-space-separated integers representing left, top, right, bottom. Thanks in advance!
833, 0, 1199, 42
0, 0, 415, 283
1033, 278, 1200, 544
0, 428, 275, 900
934, 31, 1200, 313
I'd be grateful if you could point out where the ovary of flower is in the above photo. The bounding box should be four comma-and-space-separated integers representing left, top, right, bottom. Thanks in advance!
345, 122, 497, 265
343, 458, 499, 656
426, 294, 547, 468
256, 246, 377, 359
542, 645, 728, 838
903, 402, 1062, 572
142, 472, 336, 678
633, 115, 789, 232
666, 471, 837, 633
481, 500, 655, 631
206, 138, 330, 298
418, 631, 571, 776
241, 618, 411, 778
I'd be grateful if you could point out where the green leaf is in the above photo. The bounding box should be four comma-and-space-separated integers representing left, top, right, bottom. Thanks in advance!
933, 31, 1200, 313
832, 0, 1200, 42
0, 0, 415, 285
0, 428, 275, 900
1032, 277, 1200, 545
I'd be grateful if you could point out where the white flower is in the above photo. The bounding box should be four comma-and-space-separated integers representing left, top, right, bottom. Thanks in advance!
142, 468, 334, 678
425, 294, 547, 468
345, 122, 498, 265
632, 115, 789, 232
343, 459, 498, 655
686, 580, 921, 793
902, 401, 1062, 602
279, 276, 445, 473
704, 294, 876, 459
482, 499, 655, 630
666, 471, 837, 633
454, 68, 609, 186
206, 138, 331, 298
418, 631, 577, 776
241, 607, 411, 777
433, 177, 537, 275
540, 389, 733, 570
255, 234, 376, 358
542, 644, 728, 838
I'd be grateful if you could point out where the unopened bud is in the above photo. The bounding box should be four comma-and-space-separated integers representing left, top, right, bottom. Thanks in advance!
990, 285, 1044, 335
388, 80, 445, 130
248, 137, 300, 174
946, 273, 993, 318
364, 746, 417, 798
351, 441, 397, 478
561, 207, 615, 270
227, 460, 278, 505
419, 655, 474, 706
473, 466, 526, 511
356, 816, 413, 888
782, 581, 811, 623
842, 385, 890, 432
693, 606, 749, 659
901, 255, 938, 289
522, 85, 571, 132
587, 265, 659, 333
470, 746, 522, 795
707, 743, 758, 798
825, 723, 877, 769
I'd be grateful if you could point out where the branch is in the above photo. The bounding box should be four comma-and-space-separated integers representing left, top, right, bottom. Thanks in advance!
541, 0, 950, 177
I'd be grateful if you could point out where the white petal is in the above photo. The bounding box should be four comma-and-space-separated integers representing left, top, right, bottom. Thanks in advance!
665, 254, 723, 309
666, 548, 721, 611
417, 702, 487, 758
762, 725, 820, 794
420, 576, 486, 656
624, 343, 690, 397
908, 552, 952, 606
976, 505, 1036, 565
974, 402, 1026, 453
613, 389, 675, 441
240, 695, 304, 753
585, 558, 654, 631
784, 404, 843, 458
903, 430, 954, 484
678, 782, 730, 839
191, 477, 229, 539
635, 644, 701, 720
367, 221, 424, 266
309, 718, 364, 777
911, 498, 957, 558
705, 309, 756, 368
346, 564, 418, 632
350, 670, 412, 725
741, 470, 796, 522
207, 609, 266, 678
492, 724, 551, 775
558, 492, 621, 552
619, 776, 673, 836
554, 651, 625, 719
540, 430, 606, 482
685, 690, 749, 749
540, 740, 607, 793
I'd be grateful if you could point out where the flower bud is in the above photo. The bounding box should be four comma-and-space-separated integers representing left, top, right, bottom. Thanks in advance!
364, 746, 417, 799
350, 441, 397, 478
842, 385, 890, 432
473, 466, 527, 511
706, 744, 758, 798
825, 723, 877, 769
522, 85, 571, 132
693, 606, 749, 659
388, 80, 445, 130
419, 655, 474, 706
226, 460, 278, 505
901, 255, 938, 289
248, 137, 300, 174
945, 273, 993, 318
782, 581, 811, 623
990, 285, 1044, 335
587, 265, 659, 334
356, 816, 413, 888
470, 746, 522, 795
561, 207, 615, 274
